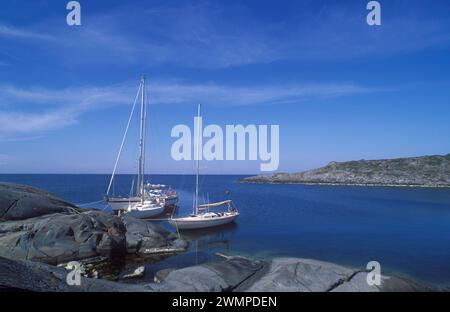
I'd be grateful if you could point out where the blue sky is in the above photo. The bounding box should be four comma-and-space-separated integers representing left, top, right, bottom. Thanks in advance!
0, 0, 450, 174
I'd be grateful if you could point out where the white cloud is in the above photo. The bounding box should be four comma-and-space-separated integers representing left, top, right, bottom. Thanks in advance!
0, 82, 136, 138
0, 23, 53, 41
0, 80, 372, 138
148, 81, 372, 106
0, 135, 44, 142
0, 84, 132, 108
0, 110, 77, 135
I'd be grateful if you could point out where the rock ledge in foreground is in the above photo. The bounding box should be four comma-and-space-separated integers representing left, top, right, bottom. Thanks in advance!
151, 255, 437, 292
0, 182, 187, 264
0, 255, 439, 292
0, 182, 79, 221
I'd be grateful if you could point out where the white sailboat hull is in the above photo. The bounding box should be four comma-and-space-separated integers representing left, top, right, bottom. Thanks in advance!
126, 206, 165, 219
125, 202, 165, 219
169, 212, 239, 230
106, 197, 141, 211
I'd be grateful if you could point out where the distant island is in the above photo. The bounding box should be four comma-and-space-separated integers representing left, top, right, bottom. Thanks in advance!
242, 154, 450, 187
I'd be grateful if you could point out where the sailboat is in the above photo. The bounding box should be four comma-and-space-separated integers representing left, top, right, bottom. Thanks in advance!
104, 75, 167, 218
169, 104, 239, 230
144, 183, 178, 207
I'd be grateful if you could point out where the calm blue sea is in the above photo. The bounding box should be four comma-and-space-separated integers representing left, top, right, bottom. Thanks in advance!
1, 174, 450, 287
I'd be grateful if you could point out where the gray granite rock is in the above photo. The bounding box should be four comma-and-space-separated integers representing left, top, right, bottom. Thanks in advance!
0, 182, 79, 221
0, 183, 187, 264
0, 211, 126, 264
0, 254, 437, 292
121, 215, 187, 255
152, 255, 265, 292
245, 258, 365, 292
154, 268, 175, 283
330, 271, 380, 292
0, 256, 151, 292
245, 258, 436, 292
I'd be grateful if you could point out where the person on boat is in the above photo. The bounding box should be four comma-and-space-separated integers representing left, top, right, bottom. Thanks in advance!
166, 185, 174, 196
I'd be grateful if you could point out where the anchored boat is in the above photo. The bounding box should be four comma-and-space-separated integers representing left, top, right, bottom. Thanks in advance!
104, 75, 175, 218
169, 104, 239, 230
145, 183, 179, 207
170, 200, 239, 230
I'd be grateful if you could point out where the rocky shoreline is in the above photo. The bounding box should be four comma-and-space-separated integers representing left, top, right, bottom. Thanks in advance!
0, 182, 186, 265
0, 182, 443, 292
241, 154, 450, 187
0, 253, 439, 292
242, 181, 450, 188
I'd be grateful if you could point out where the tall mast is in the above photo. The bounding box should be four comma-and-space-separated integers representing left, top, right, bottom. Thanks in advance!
137, 75, 146, 199
194, 104, 201, 214
143, 77, 148, 196
106, 80, 141, 196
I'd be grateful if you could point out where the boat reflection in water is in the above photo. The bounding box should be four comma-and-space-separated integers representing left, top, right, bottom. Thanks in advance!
142, 222, 239, 281
180, 222, 239, 253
